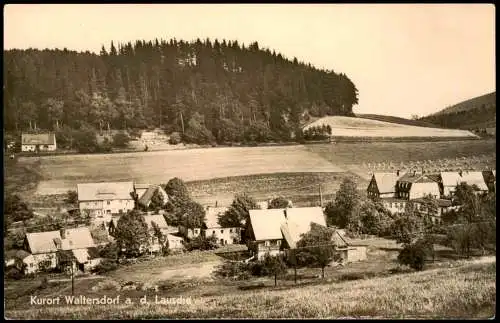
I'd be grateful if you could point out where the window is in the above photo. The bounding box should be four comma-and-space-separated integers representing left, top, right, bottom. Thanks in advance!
106, 210, 111, 214
221, 230, 224, 234
44, 145, 48, 149
229, 229, 233, 233
107, 201, 111, 205
277, 240, 281, 246
194, 229, 198, 234
30, 263, 33, 268
265, 241, 270, 247
212, 230, 215, 235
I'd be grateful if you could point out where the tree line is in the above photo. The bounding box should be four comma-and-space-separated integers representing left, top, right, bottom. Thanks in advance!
4, 38, 358, 145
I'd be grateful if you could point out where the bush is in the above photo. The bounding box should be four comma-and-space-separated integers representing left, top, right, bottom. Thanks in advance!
92, 259, 118, 274
112, 132, 130, 148
92, 280, 121, 292
168, 132, 182, 145
184, 235, 218, 251
397, 242, 427, 271
213, 261, 252, 281
5, 267, 24, 280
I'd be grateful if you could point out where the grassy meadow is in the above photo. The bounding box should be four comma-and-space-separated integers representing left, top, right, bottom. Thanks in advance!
5, 256, 495, 319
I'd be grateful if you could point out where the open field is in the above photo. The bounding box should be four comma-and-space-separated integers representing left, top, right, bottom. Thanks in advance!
5, 239, 495, 319
8, 139, 495, 202
187, 172, 363, 207
26, 145, 344, 195
356, 113, 441, 128
304, 116, 478, 138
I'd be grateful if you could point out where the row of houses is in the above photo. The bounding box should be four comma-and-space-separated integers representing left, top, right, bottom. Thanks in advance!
367, 168, 495, 222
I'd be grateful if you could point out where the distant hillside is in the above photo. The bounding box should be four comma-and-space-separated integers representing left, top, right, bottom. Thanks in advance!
356, 114, 441, 128
304, 116, 477, 138
419, 92, 496, 130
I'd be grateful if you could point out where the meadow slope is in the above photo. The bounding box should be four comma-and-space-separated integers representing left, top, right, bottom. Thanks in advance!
5, 258, 495, 319
304, 116, 477, 138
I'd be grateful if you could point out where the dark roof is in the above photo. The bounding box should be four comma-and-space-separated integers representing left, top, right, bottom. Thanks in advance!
426, 174, 441, 183
398, 173, 436, 184
138, 185, 158, 206
21, 133, 56, 145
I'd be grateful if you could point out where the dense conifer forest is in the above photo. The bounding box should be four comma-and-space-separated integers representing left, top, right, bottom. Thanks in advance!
4, 38, 358, 144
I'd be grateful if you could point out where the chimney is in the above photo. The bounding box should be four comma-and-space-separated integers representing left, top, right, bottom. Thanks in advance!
284, 209, 288, 218
396, 169, 400, 176
215, 200, 218, 207
60, 228, 66, 240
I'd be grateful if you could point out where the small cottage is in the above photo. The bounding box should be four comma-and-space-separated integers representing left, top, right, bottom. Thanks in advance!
21, 133, 57, 152
204, 206, 241, 246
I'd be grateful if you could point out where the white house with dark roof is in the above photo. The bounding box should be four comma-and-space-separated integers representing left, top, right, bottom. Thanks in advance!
248, 209, 287, 259
77, 182, 135, 223
396, 171, 440, 200
21, 133, 57, 152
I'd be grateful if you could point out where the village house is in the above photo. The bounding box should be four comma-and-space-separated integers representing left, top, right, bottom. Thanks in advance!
4, 250, 36, 274
366, 171, 404, 199
77, 182, 135, 225
21, 133, 57, 152
142, 213, 184, 253
460, 171, 489, 195
248, 208, 287, 259
396, 170, 440, 200
23, 227, 98, 274
249, 207, 367, 262
204, 206, 241, 245
439, 172, 463, 198
136, 184, 169, 209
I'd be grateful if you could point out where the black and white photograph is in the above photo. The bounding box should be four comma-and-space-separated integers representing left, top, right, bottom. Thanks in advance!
3, 4, 496, 319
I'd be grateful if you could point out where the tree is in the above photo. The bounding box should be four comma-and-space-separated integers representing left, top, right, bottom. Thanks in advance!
218, 193, 259, 242
390, 214, 424, 245
148, 189, 165, 211
359, 199, 393, 236
72, 129, 99, 153
164, 177, 190, 205
65, 190, 78, 205
325, 178, 360, 229
180, 201, 206, 229
114, 210, 150, 257
268, 196, 290, 209
151, 221, 169, 256
184, 235, 218, 251
168, 132, 182, 145
112, 132, 130, 148
4, 193, 34, 224
397, 239, 429, 271
295, 223, 338, 279
259, 253, 288, 286
454, 182, 481, 223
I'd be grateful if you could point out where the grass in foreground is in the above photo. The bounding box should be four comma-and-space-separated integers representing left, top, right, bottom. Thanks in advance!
5, 258, 495, 319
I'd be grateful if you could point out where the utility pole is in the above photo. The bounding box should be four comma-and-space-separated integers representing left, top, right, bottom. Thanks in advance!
319, 184, 323, 207
71, 261, 75, 296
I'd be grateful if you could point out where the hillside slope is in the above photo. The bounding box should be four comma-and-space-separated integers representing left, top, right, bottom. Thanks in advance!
419, 92, 496, 130
304, 116, 477, 138
356, 114, 440, 128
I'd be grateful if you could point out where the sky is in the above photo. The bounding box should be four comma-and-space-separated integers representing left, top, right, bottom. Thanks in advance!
3, 4, 496, 118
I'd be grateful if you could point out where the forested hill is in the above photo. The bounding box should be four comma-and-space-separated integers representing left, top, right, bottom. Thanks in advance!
4, 38, 358, 143
418, 92, 496, 130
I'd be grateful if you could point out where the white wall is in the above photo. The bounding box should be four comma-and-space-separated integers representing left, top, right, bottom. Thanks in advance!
206, 227, 241, 245
21, 144, 56, 152
382, 200, 406, 215
80, 199, 134, 218
410, 183, 440, 200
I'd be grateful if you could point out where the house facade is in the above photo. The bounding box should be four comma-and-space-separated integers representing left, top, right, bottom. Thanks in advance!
77, 182, 135, 224
21, 133, 57, 152
367, 172, 403, 199
143, 214, 182, 253
204, 206, 241, 245
396, 171, 440, 200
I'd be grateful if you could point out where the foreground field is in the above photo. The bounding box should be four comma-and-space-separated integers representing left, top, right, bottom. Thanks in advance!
304, 116, 477, 138
5, 256, 495, 319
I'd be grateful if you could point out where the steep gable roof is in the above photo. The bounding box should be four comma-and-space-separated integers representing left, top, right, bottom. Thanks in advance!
143, 214, 169, 230
249, 209, 286, 241
61, 227, 95, 250
77, 182, 134, 201
137, 185, 168, 207
441, 172, 462, 187
372, 173, 401, 194
460, 171, 488, 191
26, 231, 61, 254
21, 133, 56, 145
205, 206, 229, 228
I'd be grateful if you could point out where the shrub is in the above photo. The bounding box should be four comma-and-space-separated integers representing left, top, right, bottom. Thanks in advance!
213, 261, 252, 281
92, 259, 118, 274
5, 267, 24, 280
92, 280, 121, 292
112, 132, 130, 148
184, 235, 218, 251
397, 242, 427, 271
169, 132, 182, 145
